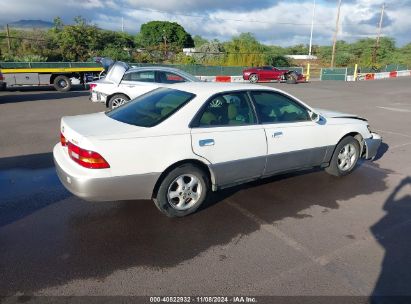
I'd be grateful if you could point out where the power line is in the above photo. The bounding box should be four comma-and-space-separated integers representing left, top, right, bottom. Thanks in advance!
131, 7, 336, 27
129, 7, 367, 28
0, 35, 47, 42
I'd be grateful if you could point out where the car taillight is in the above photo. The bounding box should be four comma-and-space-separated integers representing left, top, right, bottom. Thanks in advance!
89, 83, 97, 91
67, 142, 110, 169
60, 132, 67, 146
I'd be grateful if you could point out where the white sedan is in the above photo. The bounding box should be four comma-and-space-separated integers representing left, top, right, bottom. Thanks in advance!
89, 62, 199, 109
54, 82, 382, 217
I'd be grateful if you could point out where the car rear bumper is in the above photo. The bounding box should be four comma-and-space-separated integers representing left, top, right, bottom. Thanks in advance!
53, 144, 160, 201
363, 132, 382, 160
89, 90, 107, 103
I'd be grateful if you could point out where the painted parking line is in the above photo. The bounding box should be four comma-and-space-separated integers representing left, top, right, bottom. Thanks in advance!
230, 186, 411, 295
227, 199, 371, 294
226, 199, 319, 262
390, 142, 411, 149
374, 129, 411, 139
376, 106, 411, 113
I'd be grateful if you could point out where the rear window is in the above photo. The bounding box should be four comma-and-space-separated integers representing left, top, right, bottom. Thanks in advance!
106, 88, 195, 127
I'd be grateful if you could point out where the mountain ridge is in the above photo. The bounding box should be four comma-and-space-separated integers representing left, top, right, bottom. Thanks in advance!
2, 19, 53, 29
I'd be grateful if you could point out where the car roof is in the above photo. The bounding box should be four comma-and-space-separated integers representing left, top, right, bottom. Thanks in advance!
168, 82, 280, 95
126, 66, 188, 73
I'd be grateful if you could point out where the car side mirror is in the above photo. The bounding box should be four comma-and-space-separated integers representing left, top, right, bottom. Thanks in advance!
310, 111, 321, 123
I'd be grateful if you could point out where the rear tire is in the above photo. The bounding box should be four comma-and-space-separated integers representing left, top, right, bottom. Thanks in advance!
53, 75, 71, 92
153, 164, 209, 217
325, 136, 360, 177
249, 74, 259, 83
108, 94, 130, 109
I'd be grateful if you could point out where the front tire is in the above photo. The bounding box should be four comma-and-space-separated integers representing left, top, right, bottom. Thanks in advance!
153, 164, 209, 217
108, 94, 130, 109
325, 136, 360, 176
53, 75, 72, 92
249, 74, 259, 83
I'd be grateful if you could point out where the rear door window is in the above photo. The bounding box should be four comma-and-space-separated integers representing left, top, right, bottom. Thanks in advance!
123, 71, 156, 82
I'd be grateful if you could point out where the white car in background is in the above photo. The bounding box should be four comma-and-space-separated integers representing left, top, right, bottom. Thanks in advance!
54, 82, 382, 217
89, 62, 200, 109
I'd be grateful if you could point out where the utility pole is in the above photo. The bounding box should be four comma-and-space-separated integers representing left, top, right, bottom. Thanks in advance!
121, 17, 124, 32
6, 24, 11, 52
372, 3, 385, 66
308, 0, 316, 57
163, 30, 167, 61
330, 0, 342, 67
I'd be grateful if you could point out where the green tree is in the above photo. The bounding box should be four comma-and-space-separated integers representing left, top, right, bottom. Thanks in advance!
138, 21, 194, 50
48, 16, 104, 61
285, 44, 308, 55
52, 17, 64, 31
193, 40, 225, 64
224, 33, 267, 66
193, 35, 208, 48
99, 30, 135, 61
265, 54, 290, 67
174, 52, 197, 64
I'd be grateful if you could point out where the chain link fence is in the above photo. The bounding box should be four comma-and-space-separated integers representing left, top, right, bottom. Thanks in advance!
321, 64, 410, 81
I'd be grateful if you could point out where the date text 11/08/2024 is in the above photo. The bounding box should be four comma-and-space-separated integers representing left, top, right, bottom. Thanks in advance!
149, 296, 257, 303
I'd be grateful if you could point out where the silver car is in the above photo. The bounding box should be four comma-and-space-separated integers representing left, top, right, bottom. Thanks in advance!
89, 62, 200, 109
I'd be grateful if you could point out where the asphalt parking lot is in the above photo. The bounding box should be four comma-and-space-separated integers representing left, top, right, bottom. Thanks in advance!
1, 79, 411, 300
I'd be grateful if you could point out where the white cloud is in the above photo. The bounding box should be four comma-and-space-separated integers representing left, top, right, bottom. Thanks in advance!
1, 0, 411, 46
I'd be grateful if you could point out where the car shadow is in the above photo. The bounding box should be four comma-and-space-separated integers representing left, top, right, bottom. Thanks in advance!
0, 152, 70, 228
373, 142, 389, 161
370, 176, 411, 301
3, 85, 86, 92
0, 88, 88, 105
0, 149, 392, 295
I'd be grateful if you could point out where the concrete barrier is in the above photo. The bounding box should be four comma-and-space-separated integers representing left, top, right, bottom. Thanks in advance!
357, 70, 411, 81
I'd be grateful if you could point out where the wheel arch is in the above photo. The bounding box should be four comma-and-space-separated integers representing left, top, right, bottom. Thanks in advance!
105, 92, 131, 108
334, 132, 365, 157
50, 73, 74, 84
152, 159, 216, 199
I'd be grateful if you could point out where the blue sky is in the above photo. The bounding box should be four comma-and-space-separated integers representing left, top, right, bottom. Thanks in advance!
1, 0, 411, 46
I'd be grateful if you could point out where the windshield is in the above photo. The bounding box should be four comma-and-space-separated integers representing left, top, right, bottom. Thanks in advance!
106, 88, 195, 127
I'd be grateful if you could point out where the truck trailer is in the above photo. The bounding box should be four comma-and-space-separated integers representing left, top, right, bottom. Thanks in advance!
0, 62, 104, 91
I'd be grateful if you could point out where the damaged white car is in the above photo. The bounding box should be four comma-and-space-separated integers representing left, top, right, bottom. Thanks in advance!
55, 82, 382, 217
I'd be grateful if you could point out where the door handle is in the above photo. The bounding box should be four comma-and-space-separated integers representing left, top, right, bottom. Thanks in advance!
199, 139, 215, 146
272, 131, 283, 138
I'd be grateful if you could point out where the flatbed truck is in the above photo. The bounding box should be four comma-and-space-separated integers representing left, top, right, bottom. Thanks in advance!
0, 62, 104, 91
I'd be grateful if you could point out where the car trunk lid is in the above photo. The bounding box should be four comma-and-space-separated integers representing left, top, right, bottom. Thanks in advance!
104, 61, 129, 86
61, 112, 144, 146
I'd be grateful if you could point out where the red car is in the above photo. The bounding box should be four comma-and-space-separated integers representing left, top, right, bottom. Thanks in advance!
243, 66, 305, 84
